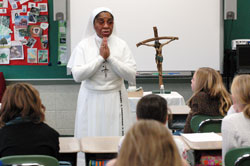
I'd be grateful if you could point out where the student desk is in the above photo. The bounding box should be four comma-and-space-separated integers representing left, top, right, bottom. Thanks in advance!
59, 137, 80, 166
169, 105, 190, 115
181, 133, 222, 150
181, 133, 222, 165
80, 136, 121, 165
168, 105, 190, 131
183, 138, 222, 150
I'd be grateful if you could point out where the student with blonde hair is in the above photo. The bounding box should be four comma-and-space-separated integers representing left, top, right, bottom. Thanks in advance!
184, 67, 232, 133
115, 120, 183, 166
0, 83, 59, 158
222, 74, 250, 164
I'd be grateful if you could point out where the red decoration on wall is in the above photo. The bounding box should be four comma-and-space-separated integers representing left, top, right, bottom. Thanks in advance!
0, 0, 49, 66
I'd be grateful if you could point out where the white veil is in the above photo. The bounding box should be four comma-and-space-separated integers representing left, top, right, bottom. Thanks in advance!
83, 7, 117, 38
68, 7, 117, 69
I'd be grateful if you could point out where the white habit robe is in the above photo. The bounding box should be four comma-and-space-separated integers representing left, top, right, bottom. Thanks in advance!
67, 34, 136, 137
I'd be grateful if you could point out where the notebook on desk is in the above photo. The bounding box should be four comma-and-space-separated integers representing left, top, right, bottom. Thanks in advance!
180, 133, 222, 150
181, 133, 222, 142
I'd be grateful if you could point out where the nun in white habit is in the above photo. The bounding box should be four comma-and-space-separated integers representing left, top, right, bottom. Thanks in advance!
67, 7, 136, 138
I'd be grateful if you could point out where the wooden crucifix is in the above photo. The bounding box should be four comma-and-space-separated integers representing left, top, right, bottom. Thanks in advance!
136, 26, 178, 89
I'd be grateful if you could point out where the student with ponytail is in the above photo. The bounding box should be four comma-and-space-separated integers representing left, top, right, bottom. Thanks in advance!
222, 74, 250, 163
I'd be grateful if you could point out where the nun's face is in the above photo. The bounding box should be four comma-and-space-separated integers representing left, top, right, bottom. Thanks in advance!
94, 12, 114, 38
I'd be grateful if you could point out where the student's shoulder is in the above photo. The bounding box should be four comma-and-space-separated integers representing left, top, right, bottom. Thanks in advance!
195, 91, 209, 97
118, 136, 125, 148
39, 122, 59, 136
223, 112, 242, 124
173, 137, 184, 150
192, 91, 209, 101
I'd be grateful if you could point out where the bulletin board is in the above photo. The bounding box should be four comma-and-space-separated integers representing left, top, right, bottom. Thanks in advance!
0, 0, 49, 65
0, 0, 72, 79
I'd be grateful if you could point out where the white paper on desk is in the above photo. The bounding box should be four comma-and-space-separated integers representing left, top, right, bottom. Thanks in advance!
143, 91, 152, 96
181, 132, 222, 142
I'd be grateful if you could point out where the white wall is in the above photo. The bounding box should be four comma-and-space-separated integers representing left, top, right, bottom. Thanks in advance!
70, 0, 223, 72
36, 84, 79, 135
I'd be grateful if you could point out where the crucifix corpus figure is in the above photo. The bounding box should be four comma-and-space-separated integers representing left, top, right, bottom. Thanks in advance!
136, 26, 178, 89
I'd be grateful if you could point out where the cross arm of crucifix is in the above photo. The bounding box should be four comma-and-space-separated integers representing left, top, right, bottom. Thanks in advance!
136, 36, 179, 47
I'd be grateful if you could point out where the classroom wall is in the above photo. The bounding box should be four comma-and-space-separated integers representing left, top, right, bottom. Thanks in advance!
3, 0, 249, 136
5, 79, 193, 135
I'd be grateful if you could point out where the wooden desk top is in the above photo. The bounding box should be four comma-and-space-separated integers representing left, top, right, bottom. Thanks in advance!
181, 133, 222, 150
80, 136, 121, 153
59, 137, 80, 153
169, 105, 190, 115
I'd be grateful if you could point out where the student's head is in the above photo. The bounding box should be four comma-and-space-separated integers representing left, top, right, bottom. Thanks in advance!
192, 67, 223, 94
116, 120, 182, 166
231, 74, 250, 118
136, 94, 168, 124
190, 67, 232, 115
93, 8, 114, 38
0, 83, 45, 127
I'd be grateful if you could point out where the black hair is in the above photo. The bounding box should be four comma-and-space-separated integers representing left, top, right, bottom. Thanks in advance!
136, 94, 168, 123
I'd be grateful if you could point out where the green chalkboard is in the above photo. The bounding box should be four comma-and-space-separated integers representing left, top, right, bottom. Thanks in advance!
0, 0, 72, 79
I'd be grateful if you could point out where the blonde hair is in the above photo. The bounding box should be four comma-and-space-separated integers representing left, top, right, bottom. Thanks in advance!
188, 67, 232, 116
231, 74, 250, 118
115, 120, 182, 166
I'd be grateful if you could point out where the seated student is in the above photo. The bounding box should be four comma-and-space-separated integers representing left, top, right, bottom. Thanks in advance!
0, 83, 59, 158
116, 94, 188, 165
119, 94, 186, 156
184, 67, 232, 133
115, 120, 183, 166
222, 74, 250, 164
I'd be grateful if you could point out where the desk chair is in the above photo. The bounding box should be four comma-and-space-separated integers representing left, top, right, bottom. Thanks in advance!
81, 136, 121, 166
225, 147, 250, 166
168, 105, 190, 132
190, 115, 223, 133
0, 155, 59, 166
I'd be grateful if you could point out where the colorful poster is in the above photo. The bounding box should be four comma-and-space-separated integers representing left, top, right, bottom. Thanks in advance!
0, 48, 10, 64
27, 48, 37, 63
38, 49, 48, 63
0, 0, 49, 66
10, 41, 24, 60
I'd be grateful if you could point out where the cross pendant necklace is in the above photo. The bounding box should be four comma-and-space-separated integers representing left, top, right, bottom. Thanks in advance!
101, 61, 109, 78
